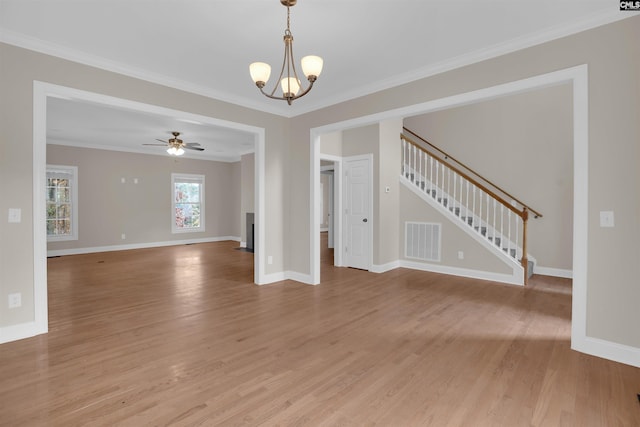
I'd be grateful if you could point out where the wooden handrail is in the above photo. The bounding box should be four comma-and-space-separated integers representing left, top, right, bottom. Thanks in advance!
403, 127, 543, 219
402, 134, 525, 219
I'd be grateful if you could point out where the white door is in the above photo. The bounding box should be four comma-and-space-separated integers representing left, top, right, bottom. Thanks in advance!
344, 156, 371, 270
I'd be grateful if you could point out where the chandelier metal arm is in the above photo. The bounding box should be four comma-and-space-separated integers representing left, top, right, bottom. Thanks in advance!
257, 78, 316, 105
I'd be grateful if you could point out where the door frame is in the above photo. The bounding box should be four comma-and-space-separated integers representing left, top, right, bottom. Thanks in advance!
31, 81, 267, 339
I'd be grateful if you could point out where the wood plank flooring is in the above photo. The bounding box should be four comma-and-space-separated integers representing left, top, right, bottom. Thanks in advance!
1, 237, 639, 426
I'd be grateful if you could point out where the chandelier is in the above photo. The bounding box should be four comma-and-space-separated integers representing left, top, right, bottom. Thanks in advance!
249, 0, 323, 105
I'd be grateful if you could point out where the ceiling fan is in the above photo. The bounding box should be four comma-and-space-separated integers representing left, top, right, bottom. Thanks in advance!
143, 131, 204, 156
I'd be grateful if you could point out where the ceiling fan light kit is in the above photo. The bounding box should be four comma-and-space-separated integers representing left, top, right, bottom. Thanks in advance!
143, 131, 205, 156
249, 0, 323, 105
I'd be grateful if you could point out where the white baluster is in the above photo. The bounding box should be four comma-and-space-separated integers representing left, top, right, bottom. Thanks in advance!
507, 210, 512, 258
465, 180, 470, 225
429, 156, 434, 197
515, 215, 520, 259
452, 172, 457, 216
478, 188, 483, 235
472, 185, 476, 228
435, 161, 440, 199
402, 139, 406, 176
486, 193, 490, 237
500, 204, 504, 250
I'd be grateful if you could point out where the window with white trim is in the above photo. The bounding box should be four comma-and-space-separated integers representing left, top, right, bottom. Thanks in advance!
46, 165, 78, 241
172, 173, 205, 233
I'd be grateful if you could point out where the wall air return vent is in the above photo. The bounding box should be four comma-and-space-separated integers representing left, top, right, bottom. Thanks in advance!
405, 222, 441, 262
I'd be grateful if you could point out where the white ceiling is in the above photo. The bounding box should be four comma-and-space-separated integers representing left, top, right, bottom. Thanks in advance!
0, 0, 629, 160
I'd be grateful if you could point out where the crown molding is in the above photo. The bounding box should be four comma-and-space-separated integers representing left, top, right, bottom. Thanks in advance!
2, 10, 637, 118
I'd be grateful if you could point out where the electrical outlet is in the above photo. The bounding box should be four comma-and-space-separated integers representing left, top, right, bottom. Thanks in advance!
121, 233, 126, 240
458, 251, 464, 260
8, 293, 21, 309
268, 255, 273, 265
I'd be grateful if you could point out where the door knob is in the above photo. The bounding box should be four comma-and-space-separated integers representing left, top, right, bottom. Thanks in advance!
362, 218, 368, 222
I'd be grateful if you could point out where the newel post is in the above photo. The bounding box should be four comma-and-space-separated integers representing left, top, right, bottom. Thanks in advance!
521, 207, 529, 285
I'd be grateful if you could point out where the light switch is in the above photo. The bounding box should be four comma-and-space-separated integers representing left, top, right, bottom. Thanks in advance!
8, 208, 21, 223
600, 211, 614, 228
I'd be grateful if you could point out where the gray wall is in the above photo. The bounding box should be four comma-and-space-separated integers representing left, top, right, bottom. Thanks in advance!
46, 145, 241, 252
404, 84, 573, 271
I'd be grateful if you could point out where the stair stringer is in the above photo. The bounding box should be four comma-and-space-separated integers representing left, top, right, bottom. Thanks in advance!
400, 174, 525, 286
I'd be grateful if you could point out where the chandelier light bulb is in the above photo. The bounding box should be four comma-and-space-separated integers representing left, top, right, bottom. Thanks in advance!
175, 147, 185, 156
250, 62, 271, 86
167, 147, 176, 155
280, 77, 301, 97
301, 55, 323, 79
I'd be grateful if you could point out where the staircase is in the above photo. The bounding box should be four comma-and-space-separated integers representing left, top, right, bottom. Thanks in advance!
401, 129, 541, 284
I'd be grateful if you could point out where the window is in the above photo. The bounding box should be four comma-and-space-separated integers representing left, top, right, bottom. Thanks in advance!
46, 165, 78, 241
172, 173, 205, 233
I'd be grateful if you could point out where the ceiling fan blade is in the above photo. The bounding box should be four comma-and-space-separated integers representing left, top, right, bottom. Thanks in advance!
184, 142, 201, 147
156, 139, 169, 144
143, 143, 169, 146
184, 146, 205, 151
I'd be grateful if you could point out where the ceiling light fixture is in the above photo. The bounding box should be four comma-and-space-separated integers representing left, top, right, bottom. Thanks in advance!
166, 146, 185, 156
249, 0, 323, 105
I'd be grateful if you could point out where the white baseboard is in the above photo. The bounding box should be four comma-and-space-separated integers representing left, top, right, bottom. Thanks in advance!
400, 260, 523, 286
285, 271, 316, 285
239, 241, 247, 248
0, 321, 47, 344
573, 336, 640, 368
257, 271, 315, 285
534, 265, 573, 279
320, 227, 329, 232
47, 236, 241, 257
371, 260, 400, 273
257, 272, 287, 285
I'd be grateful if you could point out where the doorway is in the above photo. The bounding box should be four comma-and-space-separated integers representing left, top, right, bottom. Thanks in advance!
32, 82, 267, 337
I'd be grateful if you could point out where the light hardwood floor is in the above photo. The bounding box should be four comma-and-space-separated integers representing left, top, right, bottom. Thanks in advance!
1, 237, 639, 426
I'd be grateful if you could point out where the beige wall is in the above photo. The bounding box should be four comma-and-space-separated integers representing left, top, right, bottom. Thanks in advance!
2, 16, 639, 354
46, 145, 240, 251
404, 84, 573, 271
287, 17, 640, 349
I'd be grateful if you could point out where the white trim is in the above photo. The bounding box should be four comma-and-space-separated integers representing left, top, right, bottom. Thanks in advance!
534, 266, 573, 279
370, 260, 400, 274
401, 260, 524, 286
0, 321, 42, 345
257, 271, 314, 286
320, 227, 329, 232
309, 65, 622, 363
577, 337, 640, 369
47, 236, 240, 257
3, 12, 634, 118
30, 81, 266, 344
239, 241, 247, 248
258, 272, 288, 285
285, 271, 315, 285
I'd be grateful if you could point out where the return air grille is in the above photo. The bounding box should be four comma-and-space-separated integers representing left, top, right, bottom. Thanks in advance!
405, 222, 441, 262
